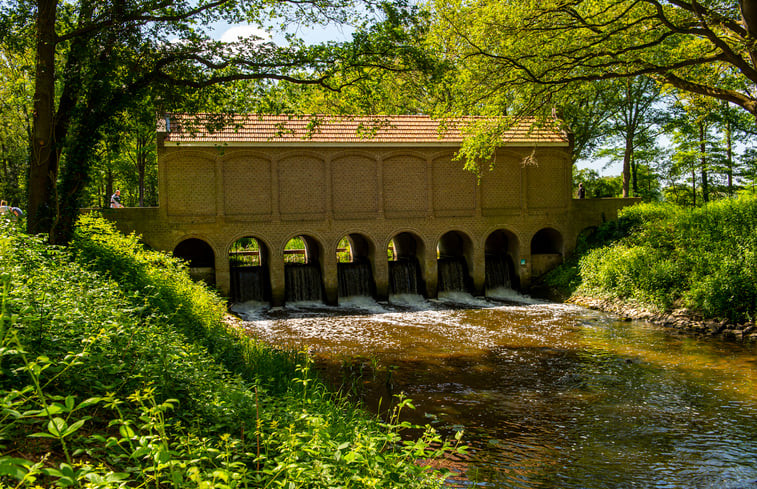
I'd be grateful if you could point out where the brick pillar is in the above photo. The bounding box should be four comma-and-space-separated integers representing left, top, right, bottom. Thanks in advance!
322, 251, 338, 305
422, 248, 437, 298
215, 249, 231, 297
374, 246, 388, 301
470, 245, 485, 296
270, 249, 286, 306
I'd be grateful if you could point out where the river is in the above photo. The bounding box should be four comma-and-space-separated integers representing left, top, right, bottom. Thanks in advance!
231, 291, 757, 488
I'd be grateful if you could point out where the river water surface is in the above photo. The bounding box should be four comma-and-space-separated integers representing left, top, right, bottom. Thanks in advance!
232, 292, 757, 488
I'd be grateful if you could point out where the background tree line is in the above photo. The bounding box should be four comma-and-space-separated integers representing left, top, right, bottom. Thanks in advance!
2, 1, 757, 243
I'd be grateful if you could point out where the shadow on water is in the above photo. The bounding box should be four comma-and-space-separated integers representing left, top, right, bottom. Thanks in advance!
232, 293, 757, 489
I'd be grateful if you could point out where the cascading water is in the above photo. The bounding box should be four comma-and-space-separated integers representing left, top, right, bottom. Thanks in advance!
485, 254, 512, 291
437, 256, 470, 293
285, 263, 323, 302
230, 266, 270, 302
389, 258, 423, 296
338, 261, 375, 298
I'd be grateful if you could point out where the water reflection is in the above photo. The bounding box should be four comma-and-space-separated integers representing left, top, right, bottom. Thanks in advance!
232, 294, 757, 489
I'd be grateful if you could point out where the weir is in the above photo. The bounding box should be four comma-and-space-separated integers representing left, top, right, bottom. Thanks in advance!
485, 254, 514, 292
100, 114, 639, 305
389, 258, 424, 296
285, 264, 324, 303
338, 261, 375, 299
230, 266, 270, 303
438, 257, 471, 293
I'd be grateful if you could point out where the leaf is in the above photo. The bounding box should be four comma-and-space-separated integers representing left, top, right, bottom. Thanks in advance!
47, 417, 67, 437
0, 456, 32, 480
28, 432, 57, 439
62, 418, 87, 437
119, 424, 135, 439
154, 447, 171, 464
76, 397, 103, 410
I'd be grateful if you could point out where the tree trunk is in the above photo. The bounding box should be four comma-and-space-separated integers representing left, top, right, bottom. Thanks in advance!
622, 133, 632, 198
699, 122, 709, 203
726, 120, 734, 196
631, 153, 638, 197
105, 166, 114, 210
691, 168, 697, 207
51, 109, 103, 244
27, 0, 58, 236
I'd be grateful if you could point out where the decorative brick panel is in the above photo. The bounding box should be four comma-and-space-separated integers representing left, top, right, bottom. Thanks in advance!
481, 157, 521, 211
527, 158, 565, 208
383, 155, 427, 216
166, 156, 216, 215
223, 156, 272, 217
332, 155, 379, 216
278, 155, 326, 217
432, 155, 476, 214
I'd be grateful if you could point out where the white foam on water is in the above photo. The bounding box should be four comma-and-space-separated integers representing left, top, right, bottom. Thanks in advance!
388, 293, 428, 309
437, 291, 490, 307
486, 287, 543, 304
283, 300, 328, 312
337, 296, 386, 313
230, 301, 268, 320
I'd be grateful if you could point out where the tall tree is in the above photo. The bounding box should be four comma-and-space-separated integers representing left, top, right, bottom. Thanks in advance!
1, 0, 419, 243
595, 77, 664, 197
430, 0, 757, 129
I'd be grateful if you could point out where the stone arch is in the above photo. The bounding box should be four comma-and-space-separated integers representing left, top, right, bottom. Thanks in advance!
387, 231, 427, 297
283, 234, 325, 303
485, 229, 520, 292
336, 233, 377, 299
531, 227, 564, 254
228, 235, 271, 303
173, 237, 216, 285
530, 227, 564, 277
436, 230, 474, 294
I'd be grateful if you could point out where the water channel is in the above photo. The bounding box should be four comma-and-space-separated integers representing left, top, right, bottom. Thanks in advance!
232, 291, 757, 488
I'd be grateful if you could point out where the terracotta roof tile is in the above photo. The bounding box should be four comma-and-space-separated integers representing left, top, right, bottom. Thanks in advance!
161, 114, 569, 146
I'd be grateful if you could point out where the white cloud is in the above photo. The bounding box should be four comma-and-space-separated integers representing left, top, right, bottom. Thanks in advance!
220, 25, 271, 43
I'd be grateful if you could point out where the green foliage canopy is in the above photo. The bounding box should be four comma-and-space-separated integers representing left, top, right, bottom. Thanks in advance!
431, 0, 757, 118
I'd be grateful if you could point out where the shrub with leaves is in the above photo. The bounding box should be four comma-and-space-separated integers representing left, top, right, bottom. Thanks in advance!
0, 217, 462, 488
547, 195, 757, 321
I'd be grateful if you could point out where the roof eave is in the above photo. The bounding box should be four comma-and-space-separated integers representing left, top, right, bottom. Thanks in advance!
161, 141, 570, 148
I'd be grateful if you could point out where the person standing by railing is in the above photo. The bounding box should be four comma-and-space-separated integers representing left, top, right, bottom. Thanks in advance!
110, 190, 124, 208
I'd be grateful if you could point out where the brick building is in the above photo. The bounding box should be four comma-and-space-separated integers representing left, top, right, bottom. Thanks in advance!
103, 114, 636, 305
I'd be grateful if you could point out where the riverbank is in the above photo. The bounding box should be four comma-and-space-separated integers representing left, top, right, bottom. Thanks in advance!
542, 195, 757, 338
0, 216, 458, 488
566, 294, 757, 341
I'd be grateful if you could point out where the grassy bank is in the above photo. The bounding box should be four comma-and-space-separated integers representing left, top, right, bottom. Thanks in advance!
546, 194, 757, 323
0, 215, 459, 488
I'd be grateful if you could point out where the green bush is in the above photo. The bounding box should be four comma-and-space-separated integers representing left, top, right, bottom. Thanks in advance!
548, 195, 757, 321
0, 217, 461, 488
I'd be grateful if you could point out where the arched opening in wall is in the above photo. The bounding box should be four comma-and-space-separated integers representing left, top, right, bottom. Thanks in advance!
284, 235, 325, 303
485, 230, 520, 294
229, 237, 271, 303
173, 238, 215, 286
436, 231, 473, 294
387, 232, 426, 297
530, 228, 564, 277
337, 234, 376, 299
